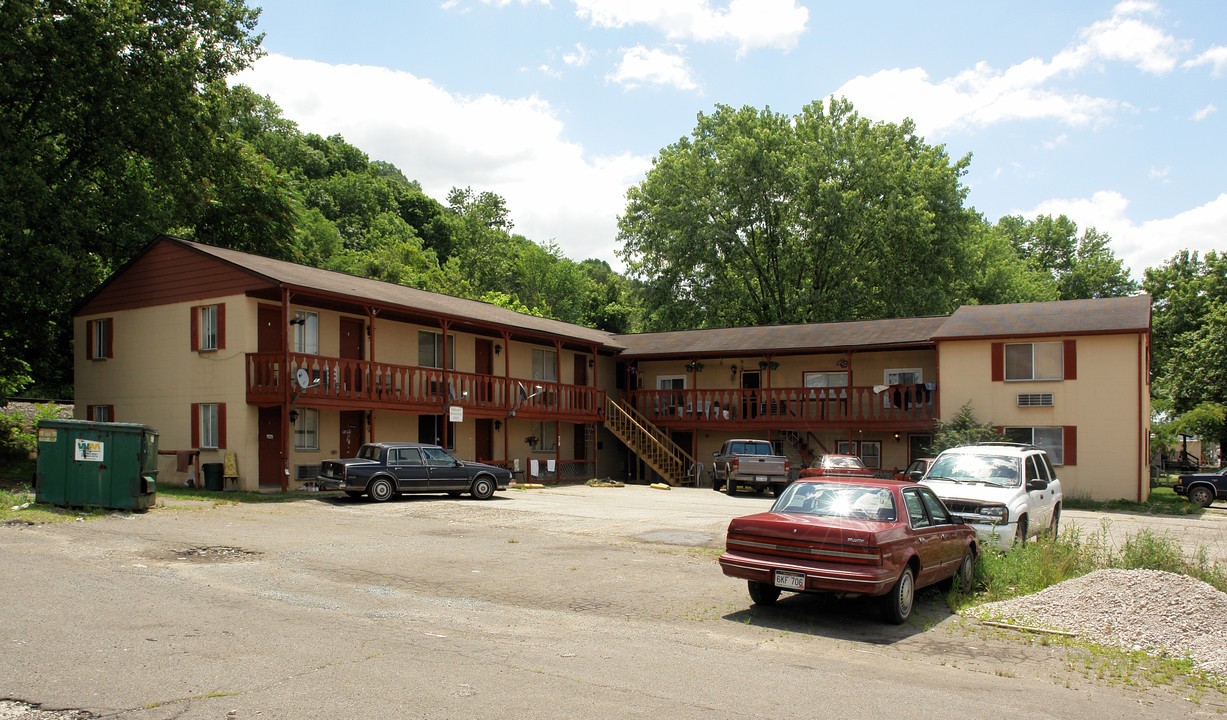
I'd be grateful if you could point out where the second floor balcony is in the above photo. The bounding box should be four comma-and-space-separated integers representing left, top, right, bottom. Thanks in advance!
624, 385, 937, 430
246, 352, 605, 422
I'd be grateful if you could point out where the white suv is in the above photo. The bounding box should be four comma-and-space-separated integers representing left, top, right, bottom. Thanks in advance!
920, 443, 1063, 550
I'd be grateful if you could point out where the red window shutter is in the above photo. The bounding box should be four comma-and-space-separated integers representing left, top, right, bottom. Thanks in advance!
190, 305, 200, 351
104, 318, 113, 358
991, 342, 1004, 382
1063, 339, 1077, 380
218, 403, 227, 448
86, 405, 94, 421
993, 425, 1004, 436
1063, 426, 1077, 466
107, 406, 114, 422
191, 403, 200, 448
86, 321, 95, 360
217, 304, 226, 350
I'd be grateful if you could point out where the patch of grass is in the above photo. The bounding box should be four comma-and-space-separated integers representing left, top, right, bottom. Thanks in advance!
0, 484, 117, 524
154, 485, 335, 504
1063, 486, 1199, 516
952, 523, 1227, 611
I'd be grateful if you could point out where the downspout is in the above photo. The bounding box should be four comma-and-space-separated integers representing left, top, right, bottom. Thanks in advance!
1138, 332, 1145, 502
555, 339, 563, 482
440, 319, 452, 449
367, 306, 378, 443
280, 287, 292, 492
502, 331, 512, 470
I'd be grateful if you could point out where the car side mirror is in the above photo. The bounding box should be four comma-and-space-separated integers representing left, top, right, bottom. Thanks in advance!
1027, 479, 1049, 491
712, 451, 719, 457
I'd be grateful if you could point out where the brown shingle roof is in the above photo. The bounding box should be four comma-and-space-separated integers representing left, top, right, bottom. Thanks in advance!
931, 295, 1151, 339
175, 237, 620, 348
613, 316, 950, 357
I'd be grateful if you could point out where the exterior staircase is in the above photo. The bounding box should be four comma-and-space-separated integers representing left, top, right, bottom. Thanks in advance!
604, 397, 698, 486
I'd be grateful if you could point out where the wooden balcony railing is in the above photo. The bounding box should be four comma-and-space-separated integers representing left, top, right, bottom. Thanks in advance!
246, 352, 605, 421
624, 385, 937, 429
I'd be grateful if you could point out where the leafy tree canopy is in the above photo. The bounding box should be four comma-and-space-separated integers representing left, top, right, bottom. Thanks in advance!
618, 98, 976, 330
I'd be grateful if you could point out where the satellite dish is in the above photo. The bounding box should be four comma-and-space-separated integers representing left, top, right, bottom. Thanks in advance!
296, 368, 311, 388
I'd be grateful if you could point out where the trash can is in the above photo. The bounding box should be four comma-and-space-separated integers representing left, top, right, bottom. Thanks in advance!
36, 419, 158, 510
202, 463, 224, 491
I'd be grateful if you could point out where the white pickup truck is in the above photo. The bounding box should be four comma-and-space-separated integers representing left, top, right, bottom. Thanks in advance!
711, 439, 791, 496
920, 443, 1063, 550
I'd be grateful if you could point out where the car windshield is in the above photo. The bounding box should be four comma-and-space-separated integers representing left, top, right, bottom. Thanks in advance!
824, 456, 864, 468
772, 482, 897, 522
925, 454, 1021, 487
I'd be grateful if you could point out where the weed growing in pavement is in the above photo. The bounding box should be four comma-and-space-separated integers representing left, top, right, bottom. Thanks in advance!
1063, 485, 1200, 515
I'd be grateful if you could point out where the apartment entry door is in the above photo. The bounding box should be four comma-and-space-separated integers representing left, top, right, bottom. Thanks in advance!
258, 406, 283, 487
340, 410, 364, 458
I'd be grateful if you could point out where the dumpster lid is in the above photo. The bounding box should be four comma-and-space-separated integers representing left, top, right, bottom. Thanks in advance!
38, 418, 158, 433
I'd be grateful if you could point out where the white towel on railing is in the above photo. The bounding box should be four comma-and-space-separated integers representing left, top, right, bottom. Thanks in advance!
530, 459, 540, 477
547, 459, 556, 472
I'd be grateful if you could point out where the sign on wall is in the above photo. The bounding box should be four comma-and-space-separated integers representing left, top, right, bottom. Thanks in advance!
74, 439, 104, 462
449, 406, 464, 423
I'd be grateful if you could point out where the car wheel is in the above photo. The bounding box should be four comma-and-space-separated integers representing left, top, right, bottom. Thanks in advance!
954, 550, 976, 592
470, 475, 496, 500
881, 566, 915, 624
1047, 506, 1061, 536
726, 478, 738, 496
1015, 515, 1029, 546
771, 484, 785, 497
368, 477, 395, 502
748, 580, 781, 605
712, 477, 724, 492
1189, 485, 1215, 508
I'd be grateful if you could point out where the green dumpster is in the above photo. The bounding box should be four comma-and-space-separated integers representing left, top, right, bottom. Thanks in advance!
36, 419, 158, 510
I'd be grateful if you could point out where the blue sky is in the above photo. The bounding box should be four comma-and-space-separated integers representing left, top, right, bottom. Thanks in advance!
236, 0, 1227, 279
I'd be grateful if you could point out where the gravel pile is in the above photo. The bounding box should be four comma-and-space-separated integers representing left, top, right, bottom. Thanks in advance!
967, 568, 1227, 675
2, 401, 73, 431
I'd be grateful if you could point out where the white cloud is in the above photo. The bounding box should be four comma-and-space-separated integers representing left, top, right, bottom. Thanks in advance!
1192, 103, 1217, 121
572, 0, 808, 54
830, 3, 1186, 136
1063, 0, 1184, 75
1020, 191, 1227, 279
563, 42, 594, 67
233, 54, 648, 266
1042, 133, 1069, 150
1148, 166, 1171, 183
607, 45, 698, 90
1184, 45, 1227, 76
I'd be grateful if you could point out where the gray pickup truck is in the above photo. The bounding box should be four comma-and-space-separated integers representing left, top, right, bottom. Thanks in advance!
711, 439, 791, 496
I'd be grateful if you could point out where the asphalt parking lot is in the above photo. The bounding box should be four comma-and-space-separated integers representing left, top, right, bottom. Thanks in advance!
1, 484, 1223, 719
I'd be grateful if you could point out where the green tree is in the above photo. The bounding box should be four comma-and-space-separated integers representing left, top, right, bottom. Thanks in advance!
0, 0, 268, 395
618, 98, 976, 331
1145, 251, 1227, 463
994, 214, 1136, 300
931, 403, 1001, 453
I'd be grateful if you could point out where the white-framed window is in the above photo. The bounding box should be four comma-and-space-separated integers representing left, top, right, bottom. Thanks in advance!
860, 441, 881, 469
88, 317, 112, 359
418, 331, 455, 369
200, 305, 219, 351
883, 368, 930, 408
294, 408, 319, 451
532, 348, 558, 381
656, 375, 686, 390
88, 405, 113, 422
293, 311, 319, 355
803, 371, 848, 388
201, 403, 219, 449
531, 421, 558, 452
885, 368, 923, 385
1005, 342, 1063, 381
1004, 426, 1065, 465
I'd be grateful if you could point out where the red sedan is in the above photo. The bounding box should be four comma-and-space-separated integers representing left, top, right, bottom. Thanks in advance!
718, 478, 978, 623
798, 454, 875, 478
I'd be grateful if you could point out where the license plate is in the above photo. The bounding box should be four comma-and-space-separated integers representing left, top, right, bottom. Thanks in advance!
755, 475, 768, 483
774, 570, 805, 590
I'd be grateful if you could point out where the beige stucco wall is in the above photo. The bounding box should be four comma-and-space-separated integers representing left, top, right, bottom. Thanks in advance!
76, 296, 256, 489
937, 333, 1150, 501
